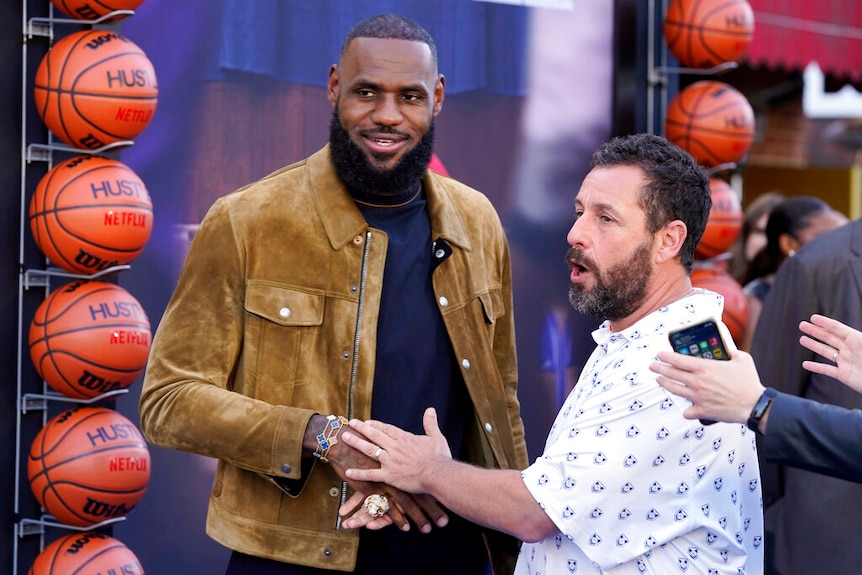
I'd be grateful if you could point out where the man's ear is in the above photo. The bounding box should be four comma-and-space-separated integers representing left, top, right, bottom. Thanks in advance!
657, 220, 688, 263
327, 64, 339, 107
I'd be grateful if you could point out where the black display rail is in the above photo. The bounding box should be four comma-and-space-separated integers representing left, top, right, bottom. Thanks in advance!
14, 3, 136, 573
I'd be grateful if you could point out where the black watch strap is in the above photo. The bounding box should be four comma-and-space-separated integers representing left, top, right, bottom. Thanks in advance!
747, 387, 778, 434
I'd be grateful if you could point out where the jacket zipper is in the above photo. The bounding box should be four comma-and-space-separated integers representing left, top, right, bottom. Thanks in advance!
336, 229, 372, 529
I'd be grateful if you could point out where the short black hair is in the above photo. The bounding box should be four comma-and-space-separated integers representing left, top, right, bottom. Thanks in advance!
590, 133, 710, 272
341, 13, 437, 66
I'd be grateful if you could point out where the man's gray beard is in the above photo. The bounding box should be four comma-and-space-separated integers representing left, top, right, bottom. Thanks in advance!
568, 240, 653, 322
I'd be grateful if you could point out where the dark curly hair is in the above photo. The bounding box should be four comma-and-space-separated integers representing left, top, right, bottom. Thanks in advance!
590, 133, 711, 272
341, 13, 437, 67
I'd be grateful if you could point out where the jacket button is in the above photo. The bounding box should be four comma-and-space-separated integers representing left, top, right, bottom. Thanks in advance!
323, 548, 333, 557
461, 358, 471, 369
438, 296, 449, 307
341, 351, 350, 360
484, 422, 493, 433
329, 487, 339, 497
279, 307, 291, 318
281, 464, 291, 474
435, 248, 446, 259
353, 236, 363, 244
349, 284, 358, 293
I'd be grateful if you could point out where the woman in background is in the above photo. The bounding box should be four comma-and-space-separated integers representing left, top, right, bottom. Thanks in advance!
740, 196, 847, 350
726, 191, 783, 283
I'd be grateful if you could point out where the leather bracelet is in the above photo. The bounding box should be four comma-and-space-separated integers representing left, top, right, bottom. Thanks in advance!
747, 388, 778, 434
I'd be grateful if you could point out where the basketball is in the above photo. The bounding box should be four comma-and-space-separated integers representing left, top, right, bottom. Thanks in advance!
663, 0, 755, 69
28, 279, 151, 399
691, 267, 748, 343
30, 155, 153, 275
33, 29, 158, 149
49, 0, 145, 20
695, 177, 743, 259
29, 531, 144, 574
27, 406, 150, 527
665, 80, 755, 167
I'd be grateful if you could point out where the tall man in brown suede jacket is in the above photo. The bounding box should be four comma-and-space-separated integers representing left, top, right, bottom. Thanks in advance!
139, 13, 528, 575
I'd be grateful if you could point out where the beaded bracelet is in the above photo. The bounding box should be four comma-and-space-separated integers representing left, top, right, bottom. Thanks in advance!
313, 415, 349, 463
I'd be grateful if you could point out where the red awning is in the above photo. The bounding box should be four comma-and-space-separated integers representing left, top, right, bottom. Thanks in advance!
743, 0, 862, 82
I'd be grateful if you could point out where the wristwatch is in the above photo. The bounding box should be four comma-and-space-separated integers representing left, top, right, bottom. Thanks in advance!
747, 387, 778, 434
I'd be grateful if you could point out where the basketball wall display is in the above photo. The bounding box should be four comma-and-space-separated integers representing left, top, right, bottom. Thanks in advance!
29, 155, 153, 275
27, 406, 151, 527
28, 531, 144, 575
691, 267, 747, 343
33, 29, 158, 149
696, 177, 743, 259
28, 280, 151, 399
663, 0, 755, 69
665, 80, 755, 167
49, 0, 146, 20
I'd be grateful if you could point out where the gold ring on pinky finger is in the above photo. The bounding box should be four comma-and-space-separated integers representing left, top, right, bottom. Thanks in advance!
364, 494, 390, 518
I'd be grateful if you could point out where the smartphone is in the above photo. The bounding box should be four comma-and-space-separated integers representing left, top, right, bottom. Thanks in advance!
667, 318, 732, 425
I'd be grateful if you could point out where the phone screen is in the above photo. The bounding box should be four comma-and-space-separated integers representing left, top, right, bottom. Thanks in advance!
668, 319, 730, 361
667, 319, 731, 426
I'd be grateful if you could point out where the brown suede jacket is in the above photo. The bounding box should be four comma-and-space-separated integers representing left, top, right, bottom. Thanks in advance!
139, 146, 529, 572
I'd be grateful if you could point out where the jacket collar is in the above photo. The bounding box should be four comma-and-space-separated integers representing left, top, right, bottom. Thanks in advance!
307, 145, 473, 252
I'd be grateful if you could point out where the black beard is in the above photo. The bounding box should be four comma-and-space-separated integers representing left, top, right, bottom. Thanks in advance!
567, 240, 653, 322
329, 108, 435, 196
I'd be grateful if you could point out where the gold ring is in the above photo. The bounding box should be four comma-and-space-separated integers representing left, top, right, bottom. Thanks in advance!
833, 349, 840, 362
372, 447, 383, 460
364, 494, 390, 518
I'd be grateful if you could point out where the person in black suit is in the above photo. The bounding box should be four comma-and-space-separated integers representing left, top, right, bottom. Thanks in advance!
655, 216, 861, 575
650, 312, 862, 482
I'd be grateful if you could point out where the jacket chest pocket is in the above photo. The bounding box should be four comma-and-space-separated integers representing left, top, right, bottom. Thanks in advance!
243, 283, 325, 403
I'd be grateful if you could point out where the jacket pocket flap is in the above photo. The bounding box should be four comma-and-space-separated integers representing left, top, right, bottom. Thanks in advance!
245, 283, 324, 326
478, 289, 503, 324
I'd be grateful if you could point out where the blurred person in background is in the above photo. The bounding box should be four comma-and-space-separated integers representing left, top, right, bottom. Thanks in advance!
750, 216, 861, 575
739, 196, 847, 350
726, 191, 783, 283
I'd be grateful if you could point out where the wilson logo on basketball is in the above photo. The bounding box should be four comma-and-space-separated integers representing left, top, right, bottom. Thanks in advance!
82, 497, 135, 520
29, 529, 144, 575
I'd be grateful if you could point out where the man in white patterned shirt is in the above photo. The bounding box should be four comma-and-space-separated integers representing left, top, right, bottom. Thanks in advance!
339, 133, 764, 575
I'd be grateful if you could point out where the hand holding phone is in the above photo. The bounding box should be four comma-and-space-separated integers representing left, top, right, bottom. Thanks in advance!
667, 318, 732, 425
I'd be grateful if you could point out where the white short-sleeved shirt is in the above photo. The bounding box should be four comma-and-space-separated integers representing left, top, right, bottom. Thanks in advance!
516, 289, 764, 575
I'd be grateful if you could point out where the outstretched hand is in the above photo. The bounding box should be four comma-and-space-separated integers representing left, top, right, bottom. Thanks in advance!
650, 349, 764, 425
799, 314, 862, 393
339, 408, 453, 530
318, 416, 447, 533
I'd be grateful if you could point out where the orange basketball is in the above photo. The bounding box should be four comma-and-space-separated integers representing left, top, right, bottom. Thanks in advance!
665, 80, 755, 167
27, 406, 150, 527
696, 177, 743, 259
30, 155, 153, 275
29, 531, 144, 574
28, 280, 151, 399
49, 0, 145, 20
663, 0, 755, 69
691, 267, 747, 344
33, 29, 158, 149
